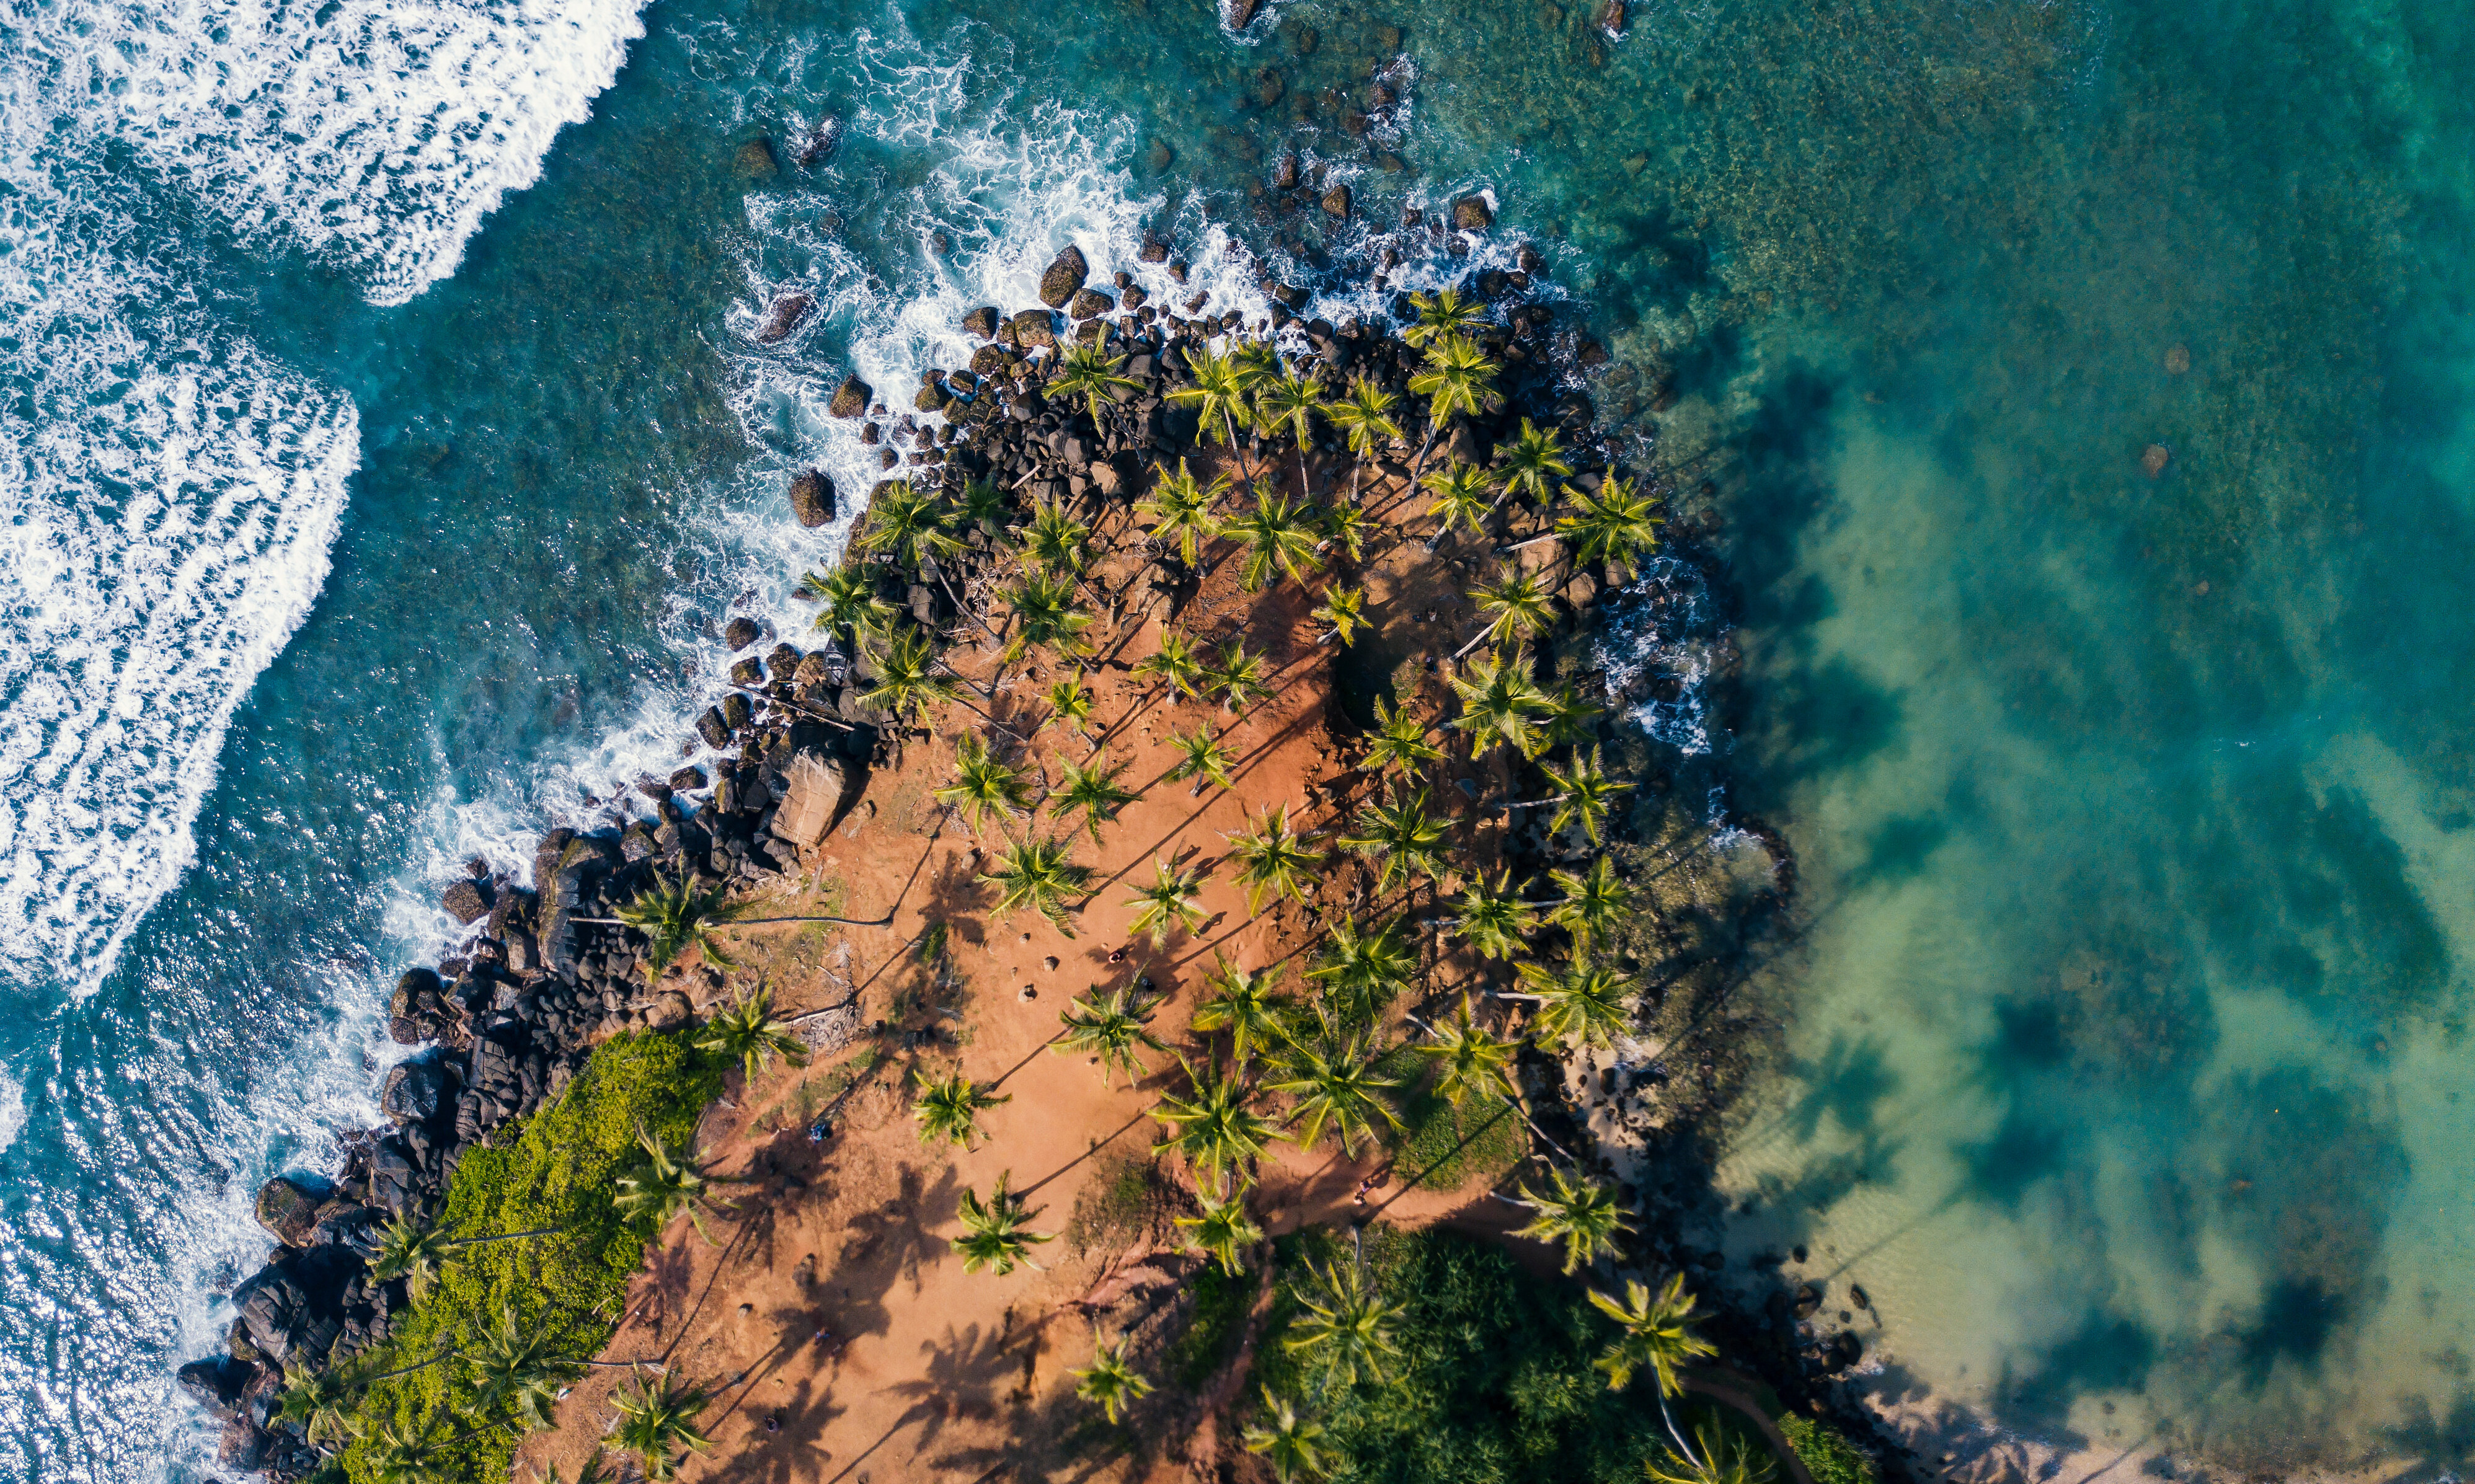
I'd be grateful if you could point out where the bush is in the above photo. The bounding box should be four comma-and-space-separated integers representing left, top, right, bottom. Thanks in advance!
339, 1031, 724, 1482
1168, 1261, 1254, 1389
1781, 1415, 1880, 1484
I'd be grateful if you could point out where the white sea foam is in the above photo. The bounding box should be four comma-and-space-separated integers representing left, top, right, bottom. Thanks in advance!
1592, 555, 1722, 755
0, 1073, 24, 1154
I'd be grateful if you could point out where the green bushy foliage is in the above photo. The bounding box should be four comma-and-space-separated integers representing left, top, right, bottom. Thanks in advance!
1384, 1046, 1526, 1193
339, 1031, 724, 1482
1169, 1262, 1255, 1389
1781, 1415, 1880, 1484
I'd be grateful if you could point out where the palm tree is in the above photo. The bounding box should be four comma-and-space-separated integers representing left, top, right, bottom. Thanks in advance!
798, 564, 898, 651
1448, 650, 1552, 759
1510, 1167, 1635, 1273
1508, 958, 1635, 1049
277, 1364, 371, 1447
1175, 1185, 1265, 1274
1449, 865, 1536, 960
1149, 1054, 1277, 1185
1021, 498, 1094, 581
1050, 749, 1136, 841
1488, 418, 1572, 514
369, 1216, 563, 1298
1315, 500, 1374, 563
952, 1170, 1053, 1274
1305, 916, 1419, 1027
612, 866, 753, 984
1042, 671, 1098, 739
1053, 985, 1165, 1085
1310, 584, 1367, 647
854, 479, 962, 573
1124, 857, 1209, 947
1509, 473, 1664, 577
611, 1367, 715, 1483
614, 1125, 733, 1243
544, 1451, 619, 1484
696, 981, 811, 1084
1166, 722, 1239, 793
1200, 641, 1274, 713
948, 475, 1017, 551
1244, 1388, 1333, 1482
1050, 341, 1143, 418
1072, 1332, 1155, 1423
1326, 376, 1404, 499
1419, 460, 1492, 550
1190, 955, 1290, 1064
1647, 1425, 1779, 1484
1453, 565, 1558, 660
1589, 1273, 1717, 1396
1544, 854, 1632, 948
1169, 345, 1252, 464
1407, 332, 1501, 474
1282, 1255, 1406, 1390
1225, 804, 1327, 913
1267, 1012, 1404, 1156
1361, 693, 1442, 775
934, 730, 1034, 831
468, 1302, 583, 1433
1401, 284, 1485, 348
1535, 679, 1605, 753
1133, 625, 1206, 701
858, 626, 963, 724
1503, 746, 1631, 844
1414, 996, 1521, 1108
1336, 787, 1451, 894
1001, 568, 1094, 665
1226, 487, 1324, 592
1255, 371, 1328, 495
363, 1418, 447, 1484
913, 1070, 1009, 1148
1136, 458, 1226, 565
979, 835, 1092, 932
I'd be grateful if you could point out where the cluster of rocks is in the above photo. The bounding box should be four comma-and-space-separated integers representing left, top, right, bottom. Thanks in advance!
181, 643, 875, 1475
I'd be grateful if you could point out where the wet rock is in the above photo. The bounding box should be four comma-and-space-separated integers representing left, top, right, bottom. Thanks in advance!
646, 990, 695, 1033
671, 766, 709, 793
255, 1174, 332, 1248
1038, 244, 1090, 309
697, 707, 730, 749
1255, 68, 1286, 107
963, 306, 999, 339
722, 693, 754, 731
1592, 0, 1627, 31
732, 137, 779, 179
795, 115, 843, 166
1229, 0, 1262, 27
441, 880, 489, 925
724, 616, 761, 650
177, 1356, 256, 1420
1145, 139, 1176, 174
829, 375, 872, 418
794, 653, 835, 688
621, 823, 660, 862
1140, 237, 1169, 263
1010, 309, 1058, 350
2142, 443, 2172, 477
1376, 22, 1403, 48
730, 657, 766, 687
788, 468, 835, 527
2166, 343, 2192, 374
1453, 194, 1494, 231
1273, 152, 1299, 190
381, 1054, 445, 1126
1321, 183, 1352, 219
914, 379, 949, 413
1068, 288, 1115, 321
755, 292, 813, 343
774, 749, 849, 847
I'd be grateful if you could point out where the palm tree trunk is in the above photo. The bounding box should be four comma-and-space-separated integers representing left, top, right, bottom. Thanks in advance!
1499, 531, 1562, 554
933, 563, 1006, 646
1451, 625, 1499, 662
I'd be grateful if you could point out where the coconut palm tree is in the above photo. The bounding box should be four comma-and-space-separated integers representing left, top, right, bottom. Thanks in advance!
1001, 568, 1094, 665
1449, 865, 1536, 960
1166, 722, 1239, 793
1266, 1012, 1403, 1156
544, 1451, 619, 1484
1315, 500, 1375, 563
1124, 857, 1209, 947
1508, 472, 1665, 576
1304, 916, 1419, 1027
1225, 804, 1327, 913
1310, 584, 1367, 647
1042, 671, 1098, 739
1589, 1273, 1717, 1396
1282, 1255, 1406, 1389
1336, 787, 1452, 894
1244, 1389, 1334, 1482
1504, 746, 1631, 844
1053, 985, 1165, 1085
854, 479, 963, 573
1448, 650, 1552, 759
952, 1170, 1053, 1274
1453, 565, 1559, 661
696, 981, 810, 1084
1135, 458, 1226, 565
1050, 342, 1143, 419
1326, 376, 1404, 498
1190, 955, 1290, 1064
913, 1070, 1009, 1148
1169, 345, 1252, 461
1544, 854, 1632, 948
1175, 1185, 1265, 1275
798, 564, 898, 651
1226, 488, 1324, 592
1021, 498, 1094, 581
363, 1418, 448, 1484
1419, 460, 1493, 550
468, 1301, 583, 1433
1133, 625, 1206, 701
947, 475, 1017, 552
1072, 1332, 1155, 1423
1534, 679, 1605, 753
1509, 1166, 1636, 1274
857, 626, 963, 724
1407, 332, 1501, 474
1200, 641, 1274, 714
611, 1367, 715, 1483
613, 866, 753, 984
1401, 284, 1485, 348
1361, 693, 1443, 775
1050, 749, 1136, 841
1414, 996, 1521, 1108
1488, 418, 1572, 514
1255, 370, 1328, 495
934, 730, 1035, 832
1646, 1425, 1779, 1484
1508, 958, 1635, 1049
615, 1126, 733, 1243
979, 835, 1092, 932
278, 1363, 387, 1447
367, 1216, 564, 1299
1149, 1054, 1277, 1185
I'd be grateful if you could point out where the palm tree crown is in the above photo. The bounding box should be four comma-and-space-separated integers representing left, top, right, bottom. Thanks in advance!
1043, 672, 1098, 737
1531, 745, 1631, 844
1512, 1166, 1636, 1273
1053, 985, 1166, 1085
1228, 487, 1325, 592
1407, 332, 1501, 433
1191, 955, 1290, 1064
1022, 498, 1094, 579
933, 730, 1035, 831
798, 563, 897, 648
913, 1070, 1009, 1148
1225, 804, 1327, 913
1326, 375, 1404, 457
1134, 625, 1206, 699
1149, 1054, 1277, 1184
1513, 958, 1636, 1049
1201, 640, 1274, 713
1244, 1387, 1334, 1482
614, 1126, 732, 1242
1071, 1332, 1155, 1423
1451, 865, 1537, 960
1458, 564, 1558, 657
1050, 342, 1143, 418
1169, 345, 1251, 452
1124, 857, 1209, 947
1049, 749, 1136, 841
1282, 1255, 1407, 1390
1175, 1185, 1266, 1274
614, 866, 753, 984
1546, 854, 1632, 948
1267, 1012, 1404, 1156
1311, 584, 1368, 646
696, 981, 811, 1084
1417, 996, 1521, 1108
952, 1170, 1053, 1274
1588, 1273, 1716, 1396
1556, 472, 1664, 576
1492, 418, 1573, 507
859, 626, 963, 723
611, 1367, 715, 1483
1136, 457, 1226, 565
1167, 722, 1239, 792
1361, 692, 1443, 774
468, 1301, 582, 1433
1420, 460, 1492, 544
1001, 568, 1094, 665
854, 480, 962, 572
978, 835, 1092, 932
1304, 916, 1419, 1027
1401, 285, 1485, 348
1336, 787, 1452, 894
1448, 650, 1554, 759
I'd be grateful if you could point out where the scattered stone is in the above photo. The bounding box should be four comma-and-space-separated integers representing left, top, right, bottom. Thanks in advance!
1229, 0, 1262, 27
1145, 139, 1176, 174
789, 468, 835, 527
755, 292, 813, 343
1273, 152, 1299, 190
724, 616, 761, 650
1255, 68, 1286, 107
914, 379, 949, 413
1453, 194, 1494, 231
1068, 288, 1115, 321
732, 138, 779, 180
441, 879, 489, 925
255, 1174, 332, 1248
795, 115, 843, 166
1010, 309, 1058, 350
1321, 183, 1352, 219
963, 306, 999, 338
646, 991, 695, 1033
1593, 0, 1627, 31
829, 376, 872, 418
1139, 237, 1169, 263
774, 750, 850, 846
730, 657, 766, 687
381, 1056, 445, 1125
1038, 244, 1090, 309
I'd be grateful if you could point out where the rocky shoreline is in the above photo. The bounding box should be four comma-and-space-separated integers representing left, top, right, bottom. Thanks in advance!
178, 216, 1886, 1482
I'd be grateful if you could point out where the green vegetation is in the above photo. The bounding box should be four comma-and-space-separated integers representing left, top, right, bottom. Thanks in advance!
1167, 1261, 1255, 1388
337, 1031, 724, 1483
1780, 1415, 1881, 1484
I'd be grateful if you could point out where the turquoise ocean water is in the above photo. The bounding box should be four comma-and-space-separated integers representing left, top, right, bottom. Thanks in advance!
1, 0, 2469, 1475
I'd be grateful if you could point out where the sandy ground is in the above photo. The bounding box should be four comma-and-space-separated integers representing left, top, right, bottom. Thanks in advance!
518, 457, 1552, 1484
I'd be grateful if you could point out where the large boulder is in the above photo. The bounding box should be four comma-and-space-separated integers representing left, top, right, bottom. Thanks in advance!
773, 750, 850, 847
1453, 194, 1495, 231
1038, 244, 1089, 309
535, 834, 618, 978
177, 1355, 257, 1420
788, 469, 835, 527
962, 305, 999, 339
1067, 288, 1115, 321
1009, 309, 1058, 350
381, 1054, 445, 1126
828, 375, 872, 418
755, 291, 813, 343
254, 1174, 333, 1248
646, 990, 696, 1033
441, 879, 490, 925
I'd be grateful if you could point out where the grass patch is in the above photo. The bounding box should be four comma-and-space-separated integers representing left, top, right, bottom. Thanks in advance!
1167, 1262, 1254, 1390
338, 1031, 724, 1483
1383, 1046, 1526, 1193
1781, 1415, 1881, 1484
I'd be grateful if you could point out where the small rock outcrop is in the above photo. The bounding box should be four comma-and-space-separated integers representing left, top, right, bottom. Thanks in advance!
1037, 244, 1089, 309
788, 468, 835, 527
829, 376, 872, 418
755, 292, 814, 343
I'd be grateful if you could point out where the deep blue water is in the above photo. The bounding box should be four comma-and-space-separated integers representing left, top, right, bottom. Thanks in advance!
4, 0, 2474, 1475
